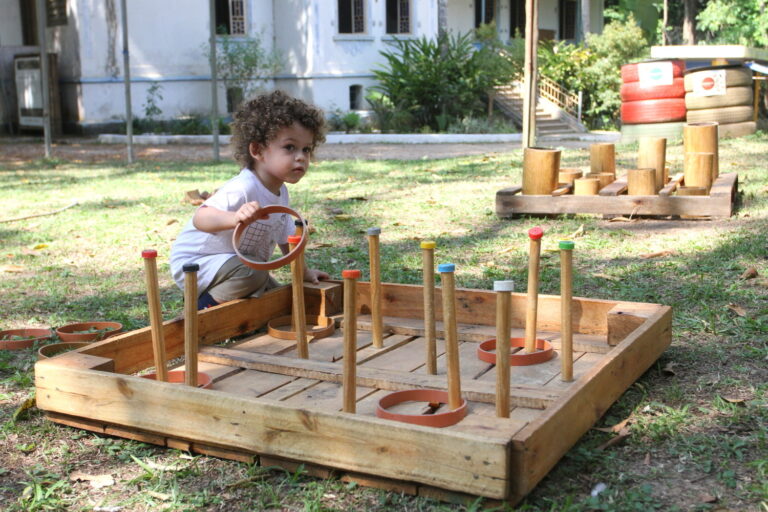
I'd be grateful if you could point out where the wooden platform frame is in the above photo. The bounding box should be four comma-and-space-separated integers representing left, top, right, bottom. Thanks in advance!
35, 281, 671, 504
496, 172, 737, 218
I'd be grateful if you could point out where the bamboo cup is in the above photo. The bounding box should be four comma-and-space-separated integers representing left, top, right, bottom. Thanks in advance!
494, 280, 514, 418
684, 122, 719, 182
573, 177, 600, 195
421, 240, 437, 375
590, 142, 616, 177
637, 137, 667, 192
182, 263, 199, 387
524, 227, 543, 353
438, 263, 462, 410
559, 241, 574, 382
141, 249, 168, 382
587, 172, 615, 191
683, 152, 714, 191
367, 227, 384, 349
627, 168, 656, 195
342, 269, 361, 413
522, 147, 560, 195
288, 235, 309, 359
558, 168, 582, 186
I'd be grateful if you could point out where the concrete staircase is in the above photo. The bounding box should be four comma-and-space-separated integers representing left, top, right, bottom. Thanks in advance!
494, 83, 587, 136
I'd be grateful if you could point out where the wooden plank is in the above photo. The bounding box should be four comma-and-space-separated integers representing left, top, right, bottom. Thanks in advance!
508, 305, 672, 502
261, 455, 336, 479
192, 442, 256, 464
213, 369, 295, 397
35, 352, 114, 372
598, 176, 628, 196
607, 302, 662, 346
659, 173, 684, 196
44, 411, 106, 433
542, 353, 601, 391
551, 183, 572, 196
340, 472, 418, 495
166, 437, 192, 451
35, 365, 511, 498
104, 425, 166, 446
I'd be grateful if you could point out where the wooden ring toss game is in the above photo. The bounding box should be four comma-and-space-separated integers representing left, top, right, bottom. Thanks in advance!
376, 389, 468, 428
232, 205, 307, 270
266, 315, 335, 340
477, 338, 554, 365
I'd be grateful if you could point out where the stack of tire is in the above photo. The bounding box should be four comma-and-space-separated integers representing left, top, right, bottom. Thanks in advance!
684, 65, 756, 138
620, 60, 686, 142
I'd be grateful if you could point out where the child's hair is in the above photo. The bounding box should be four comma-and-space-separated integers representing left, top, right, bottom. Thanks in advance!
231, 90, 326, 170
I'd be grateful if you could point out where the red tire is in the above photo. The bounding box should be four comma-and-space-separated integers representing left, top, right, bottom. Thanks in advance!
620, 77, 685, 101
621, 98, 687, 124
621, 60, 685, 83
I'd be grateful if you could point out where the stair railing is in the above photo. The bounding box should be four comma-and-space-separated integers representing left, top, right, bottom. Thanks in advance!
538, 75, 582, 123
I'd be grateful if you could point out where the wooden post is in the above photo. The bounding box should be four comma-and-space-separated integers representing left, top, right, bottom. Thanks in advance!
288, 235, 309, 359
438, 263, 462, 410
182, 263, 199, 387
559, 241, 574, 382
524, 227, 543, 353
367, 227, 384, 349
494, 280, 514, 418
342, 269, 361, 413
637, 137, 667, 192
683, 152, 714, 191
683, 122, 719, 181
558, 169, 582, 186
522, 147, 560, 195
522, 0, 539, 148
589, 143, 616, 177
627, 168, 656, 195
573, 177, 599, 195
141, 249, 168, 382
421, 240, 437, 375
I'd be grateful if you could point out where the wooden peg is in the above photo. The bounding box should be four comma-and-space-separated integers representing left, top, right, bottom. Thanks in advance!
559, 241, 575, 382
683, 122, 719, 180
367, 227, 384, 348
182, 263, 199, 387
141, 249, 168, 382
590, 142, 616, 177
288, 235, 308, 359
627, 168, 656, 195
342, 269, 361, 413
421, 240, 437, 375
524, 227, 543, 353
494, 280, 514, 418
637, 137, 667, 193
438, 263, 462, 410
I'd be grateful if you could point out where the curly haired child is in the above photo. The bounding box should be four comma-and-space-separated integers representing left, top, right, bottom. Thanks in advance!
170, 90, 329, 309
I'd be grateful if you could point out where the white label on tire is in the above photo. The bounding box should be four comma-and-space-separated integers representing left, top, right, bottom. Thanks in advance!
692, 70, 727, 96
638, 61, 674, 86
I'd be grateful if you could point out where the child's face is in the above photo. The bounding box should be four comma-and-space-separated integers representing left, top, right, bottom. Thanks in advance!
250, 122, 314, 194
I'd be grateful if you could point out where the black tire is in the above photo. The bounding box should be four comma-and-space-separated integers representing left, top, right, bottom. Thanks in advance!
686, 105, 753, 124
685, 86, 753, 110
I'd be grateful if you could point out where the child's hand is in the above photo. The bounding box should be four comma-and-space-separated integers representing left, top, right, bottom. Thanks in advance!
304, 267, 330, 284
234, 201, 267, 225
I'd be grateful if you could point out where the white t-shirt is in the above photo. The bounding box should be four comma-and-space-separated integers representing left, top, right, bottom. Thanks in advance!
170, 169, 295, 293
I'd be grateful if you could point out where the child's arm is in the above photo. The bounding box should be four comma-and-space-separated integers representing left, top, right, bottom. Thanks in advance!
278, 243, 330, 284
193, 201, 265, 233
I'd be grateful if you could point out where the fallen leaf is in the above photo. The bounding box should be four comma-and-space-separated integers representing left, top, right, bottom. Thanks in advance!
166, 219, 178, 226
643, 453, 651, 465
608, 216, 637, 223
32, 243, 48, 250
593, 273, 620, 282
699, 493, 718, 504
726, 304, 746, 317
348, 196, 367, 201
661, 362, 678, 376
308, 242, 333, 249
594, 416, 632, 434
333, 214, 352, 221
12, 396, 36, 423
147, 490, 171, 501
328, 208, 343, 215
0, 264, 25, 273
498, 246, 516, 255
69, 471, 115, 489
596, 427, 631, 450
740, 267, 758, 280
17, 443, 36, 453
639, 250, 674, 259
565, 224, 585, 239
721, 395, 746, 405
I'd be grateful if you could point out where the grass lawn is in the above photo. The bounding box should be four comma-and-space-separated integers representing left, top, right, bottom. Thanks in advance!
1, 133, 767, 511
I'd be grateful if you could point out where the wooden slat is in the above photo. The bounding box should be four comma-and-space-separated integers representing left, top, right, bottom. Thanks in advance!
607, 302, 662, 346
659, 172, 684, 196
35, 365, 511, 498
598, 176, 628, 196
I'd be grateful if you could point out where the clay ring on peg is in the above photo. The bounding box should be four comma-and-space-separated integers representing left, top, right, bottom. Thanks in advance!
267, 315, 336, 341
232, 206, 307, 270
477, 338, 555, 366
376, 389, 467, 428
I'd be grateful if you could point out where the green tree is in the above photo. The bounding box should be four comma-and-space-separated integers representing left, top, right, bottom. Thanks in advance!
697, 0, 768, 46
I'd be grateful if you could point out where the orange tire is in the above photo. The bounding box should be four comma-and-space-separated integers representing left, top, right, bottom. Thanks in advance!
620, 77, 685, 101
621, 98, 687, 124
621, 60, 685, 83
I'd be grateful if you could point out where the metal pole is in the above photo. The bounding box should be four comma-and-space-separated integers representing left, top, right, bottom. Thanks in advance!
208, 0, 220, 162
35, 0, 52, 157
120, 0, 134, 163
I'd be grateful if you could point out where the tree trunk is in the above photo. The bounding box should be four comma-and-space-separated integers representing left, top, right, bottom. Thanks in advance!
662, 0, 669, 45
581, 0, 590, 41
437, 0, 448, 37
683, 0, 696, 45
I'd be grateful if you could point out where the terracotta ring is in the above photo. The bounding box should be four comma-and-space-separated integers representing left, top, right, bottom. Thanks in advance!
140, 370, 213, 389
477, 337, 555, 366
267, 315, 336, 341
376, 389, 467, 428
232, 205, 307, 270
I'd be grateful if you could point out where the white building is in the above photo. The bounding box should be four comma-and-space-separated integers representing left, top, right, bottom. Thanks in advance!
0, 0, 603, 134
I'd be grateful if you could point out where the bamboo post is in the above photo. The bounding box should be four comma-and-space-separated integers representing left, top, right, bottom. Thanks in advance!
573, 177, 600, 195
494, 280, 514, 418
637, 137, 667, 192
438, 263, 462, 410
683, 122, 719, 182
367, 227, 384, 349
589, 143, 616, 177
559, 241, 574, 382
627, 168, 656, 195
524, 227, 544, 353
558, 169, 582, 186
141, 249, 168, 382
683, 152, 714, 192
421, 240, 437, 375
522, 147, 560, 195
182, 263, 199, 387
587, 172, 615, 191
342, 269, 361, 413
288, 235, 309, 359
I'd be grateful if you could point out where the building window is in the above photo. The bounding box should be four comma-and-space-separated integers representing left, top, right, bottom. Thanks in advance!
475, 0, 495, 28
215, 0, 246, 35
509, 0, 524, 38
386, 0, 410, 34
349, 85, 363, 110
46, 0, 68, 27
559, 0, 577, 40
339, 0, 365, 34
